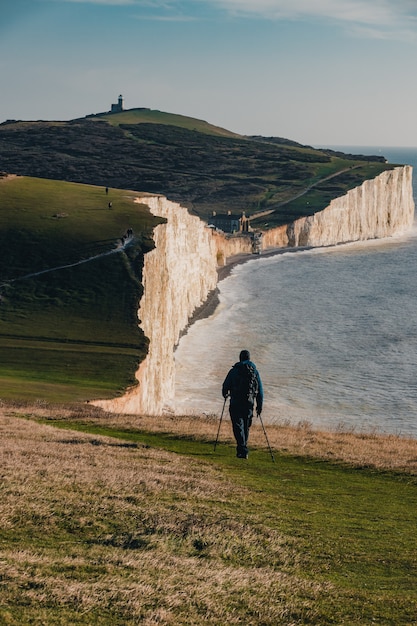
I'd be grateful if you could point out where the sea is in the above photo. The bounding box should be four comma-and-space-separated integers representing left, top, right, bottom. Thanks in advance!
174, 147, 417, 438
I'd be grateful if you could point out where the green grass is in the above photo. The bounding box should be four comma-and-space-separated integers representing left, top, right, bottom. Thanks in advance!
57, 421, 417, 619
98, 107, 240, 137
0, 112, 396, 222
252, 160, 395, 227
47, 418, 417, 588
0, 176, 161, 401
2, 411, 416, 625
0, 176, 157, 248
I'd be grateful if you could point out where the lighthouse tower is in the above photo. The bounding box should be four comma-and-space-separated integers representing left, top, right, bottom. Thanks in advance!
111, 94, 124, 113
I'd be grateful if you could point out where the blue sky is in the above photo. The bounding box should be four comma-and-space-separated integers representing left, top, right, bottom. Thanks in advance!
1, 0, 416, 147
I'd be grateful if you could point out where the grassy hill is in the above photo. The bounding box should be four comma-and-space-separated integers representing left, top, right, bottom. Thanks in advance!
0, 108, 396, 225
1, 404, 417, 625
97, 107, 240, 137
0, 175, 161, 402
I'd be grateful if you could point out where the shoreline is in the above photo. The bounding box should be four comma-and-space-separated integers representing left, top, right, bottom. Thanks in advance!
183, 245, 305, 334
186, 236, 380, 331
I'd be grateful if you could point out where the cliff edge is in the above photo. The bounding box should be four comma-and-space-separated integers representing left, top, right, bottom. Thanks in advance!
94, 166, 414, 416
94, 196, 218, 415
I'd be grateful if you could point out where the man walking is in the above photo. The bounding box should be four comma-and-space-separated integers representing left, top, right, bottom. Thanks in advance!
222, 349, 263, 459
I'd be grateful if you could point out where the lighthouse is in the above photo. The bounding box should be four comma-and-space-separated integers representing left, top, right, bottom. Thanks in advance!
111, 94, 124, 113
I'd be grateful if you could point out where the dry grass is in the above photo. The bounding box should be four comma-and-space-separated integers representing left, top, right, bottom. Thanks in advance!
2, 401, 417, 624
7, 400, 417, 474
0, 408, 329, 625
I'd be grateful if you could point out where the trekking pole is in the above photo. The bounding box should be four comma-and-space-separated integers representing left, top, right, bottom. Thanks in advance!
257, 411, 275, 463
214, 396, 227, 452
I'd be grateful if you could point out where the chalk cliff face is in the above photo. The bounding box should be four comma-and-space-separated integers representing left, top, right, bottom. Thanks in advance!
95, 196, 218, 415
263, 166, 415, 248
96, 166, 414, 416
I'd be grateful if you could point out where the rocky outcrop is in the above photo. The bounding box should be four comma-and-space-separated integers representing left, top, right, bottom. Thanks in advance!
95, 166, 414, 416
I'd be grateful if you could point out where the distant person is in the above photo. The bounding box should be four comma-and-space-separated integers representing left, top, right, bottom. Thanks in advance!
105, 187, 109, 195
222, 349, 263, 459
108, 201, 112, 209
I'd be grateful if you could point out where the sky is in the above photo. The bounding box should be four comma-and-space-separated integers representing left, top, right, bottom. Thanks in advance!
1, 0, 417, 147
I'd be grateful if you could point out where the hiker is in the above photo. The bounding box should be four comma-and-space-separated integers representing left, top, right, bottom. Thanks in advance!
222, 349, 263, 459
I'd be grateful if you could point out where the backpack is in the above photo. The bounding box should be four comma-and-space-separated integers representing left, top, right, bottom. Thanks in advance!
234, 362, 259, 403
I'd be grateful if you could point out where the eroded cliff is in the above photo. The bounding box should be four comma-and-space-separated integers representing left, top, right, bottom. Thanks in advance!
95, 166, 414, 416
95, 196, 218, 415
263, 166, 415, 248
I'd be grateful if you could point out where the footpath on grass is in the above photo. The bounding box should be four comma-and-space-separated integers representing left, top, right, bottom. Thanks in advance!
0, 232, 135, 289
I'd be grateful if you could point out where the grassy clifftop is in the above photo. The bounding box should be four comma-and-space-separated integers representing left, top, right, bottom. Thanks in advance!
0, 175, 161, 402
0, 108, 396, 225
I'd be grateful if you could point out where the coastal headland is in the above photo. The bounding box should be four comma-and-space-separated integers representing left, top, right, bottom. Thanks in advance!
0, 110, 414, 415
98, 164, 414, 417
1, 110, 416, 625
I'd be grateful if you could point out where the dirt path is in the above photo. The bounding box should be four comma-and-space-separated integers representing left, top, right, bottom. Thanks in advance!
250, 165, 362, 220
1, 235, 134, 288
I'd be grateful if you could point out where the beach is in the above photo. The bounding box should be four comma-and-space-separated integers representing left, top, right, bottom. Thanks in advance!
183, 245, 307, 333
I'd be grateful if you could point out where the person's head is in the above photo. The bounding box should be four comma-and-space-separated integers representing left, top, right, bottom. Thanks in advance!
239, 349, 250, 362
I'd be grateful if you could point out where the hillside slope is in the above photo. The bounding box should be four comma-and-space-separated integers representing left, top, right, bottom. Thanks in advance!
0, 108, 395, 225
0, 175, 160, 401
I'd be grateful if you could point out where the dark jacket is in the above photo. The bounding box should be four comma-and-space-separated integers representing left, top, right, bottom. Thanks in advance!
222, 359, 263, 413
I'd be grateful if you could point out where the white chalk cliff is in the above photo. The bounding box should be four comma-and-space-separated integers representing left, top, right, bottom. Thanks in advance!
95, 195, 218, 415
95, 166, 414, 416
264, 166, 415, 248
